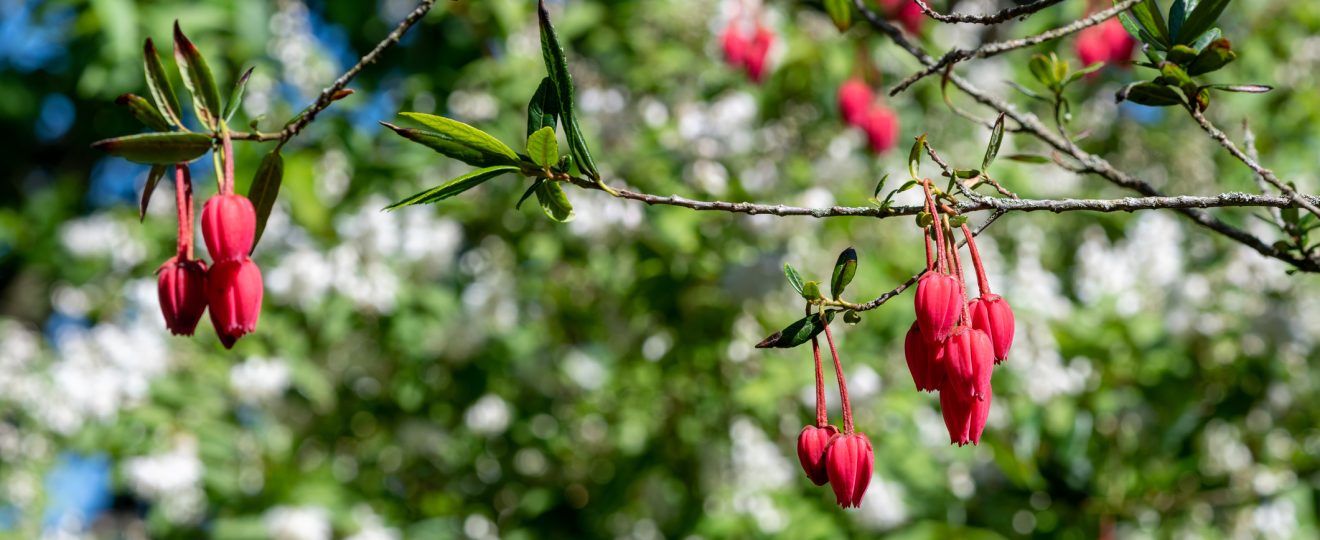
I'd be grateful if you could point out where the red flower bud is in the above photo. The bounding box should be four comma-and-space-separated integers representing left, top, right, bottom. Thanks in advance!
837, 79, 873, 126
942, 327, 993, 399
969, 294, 1015, 363
157, 257, 208, 336
824, 432, 873, 508
914, 272, 961, 342
720, 23, 748, 67
796, 424, 839, 486
903, 321, 940, 392
744, 26, 774, 83
969, 386, 991, 445
939, 386, 972, 445
860, 105, 899, 155
1101, 18, 1135, 64
207, 257, 263, 349
201, 194, 257, 263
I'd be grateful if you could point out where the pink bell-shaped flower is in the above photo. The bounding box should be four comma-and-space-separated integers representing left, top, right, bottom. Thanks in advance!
796, 425, 840, 486
157, 256, 208, 336
860, 105, 899, 155
837, 78, 874, 126
207, 257, 263, 349
914, 272, 961, 342
904, 321, 939, 392
970, 294, 1015, 363
824, 432, 874, 508
201, 194, 256, 262
942, 327, 993, 399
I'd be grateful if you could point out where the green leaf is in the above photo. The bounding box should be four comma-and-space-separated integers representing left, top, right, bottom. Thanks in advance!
1129, 0, 1171, 46
91, 132, 213, 164
784, 264, 805, 295
534, 180, 575, 222
1169, 0, 1189, 38
526, 126, 559, 168
1028, 54, 1057, 90
1189, 27, 1221, 52
754, 311, 837, 349
1005, 153, 1052, 164
1178, 0, 1230, 45
172, 22, 223, 130
526, 77, 560, 137
908, 134, 926, 179
1158, 62, 1194, 86
143, 38, 183, 128
843, 310, 861, 325
223, 67, 254, 124
1167, 44, 1199, 64
538, 0, 599, 180
115, 94, 171, 132
1186, 38, 1236, 76
246, 150, 284, 252
830, 247, 858, 299
1116, 82, 1185, 107
871, 173, 890, 200
824, 0, 852, 31
982, 113, 1005, 170
386, 165, 519, 210
1117, 12, 1145, 43
1064, 62, 1106, 85
1202, 84, 1272, 93
515, 179, 545, 210
385, 113, 520, 167
139, 165, 169, 222
802, 281, 822, 300
953, 169, 981, 179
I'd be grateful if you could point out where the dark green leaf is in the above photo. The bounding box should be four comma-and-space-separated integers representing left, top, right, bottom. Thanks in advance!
784, 264, 805, 295
1117, 12, 1144, 43
526, 77, 560, 137
824, 0, 852, 32
515, 179, 545, 210
534, 180, 575, 222
953, 169, 982, 179
247, 150, 284, 251
871, 173, 890, 200
1005, 153, 1052, 164
1187, 38, 1236, 75
538, 0, 599, 180
1167, 44, 1199, 64
384, 113, 522, 168
1202, 83, 1272, 93
830, 247, 858, 299
982, 113, 1005, 170
143, 38, 183, 128
1116, 82, 1185, 107
173, 21, 222, 130
1129, 0, 1171, 46
908, 134, 926, 179
1169, 0, 1188, 38
1178, 0, 1230, 44
386, 165, 519, 210
754, 311, 837, 349
526, 126, 558, 168
115, 94, 171, 132
1189, 27, 1221, 52
139, 165, 169, 222
223, 67, 254, 123
91, 132, 213, 164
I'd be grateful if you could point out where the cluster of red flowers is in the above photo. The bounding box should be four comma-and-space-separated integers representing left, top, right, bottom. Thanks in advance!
1075, 17, 1136, 71
904, 181, 1014, 445
156, 143, 263, 349
879, 0, 924, 36
795, 316, 874, 508
837, 77, 899, 154
719, 13, 775, 83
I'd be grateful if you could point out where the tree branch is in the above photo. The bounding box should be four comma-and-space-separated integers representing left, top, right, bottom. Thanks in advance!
912, 0, 1066, 25
889, 0, 1140, 96
1188, 108, 1320, 220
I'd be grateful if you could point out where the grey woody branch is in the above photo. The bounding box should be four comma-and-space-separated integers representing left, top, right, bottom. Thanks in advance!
912, 0, 1066, 25
852, 0, 1320, 273
1188, 108, 1320, 219
889, 0, 1141, 95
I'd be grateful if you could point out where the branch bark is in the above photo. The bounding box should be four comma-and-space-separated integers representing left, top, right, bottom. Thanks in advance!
912, 0, 1065, 25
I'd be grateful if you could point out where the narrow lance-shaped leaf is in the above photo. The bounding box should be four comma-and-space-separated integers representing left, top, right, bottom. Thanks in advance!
173, 21, 223, 130
92, 132, 213, 164
1128, 0, 1171, 46
1203, 84, 1271, 94
535, 180, 575, 222
247, 150, 284, 252
143, 38, 183, 127
1186, 38, 1235, 76
386, 165, 520, 210
830, 247, 858, 299
824, 0, 852, 32
537, 0, 599, 180
755, 310, 837, 349
139, 165, 169, 222
116, 94, 171, 132
224, 67, 254, 123
527, 77, 560, 137
784, 264, 805, 295
908, 134, 925, 179
1169, 0, 1189, 39
398, 112, 519, 163
1116, 82, 1185, 107
982, 113, 1005, 170
515, 179, 545, 210
1177, 0, 1230, 45
526, 126, 558, 168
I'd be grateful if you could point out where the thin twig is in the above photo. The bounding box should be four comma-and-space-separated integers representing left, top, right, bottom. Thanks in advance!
1188, 108, 1320, 219
853, 210, 1006, 311
913, 0, 1065, 25
1242, 120, 1284, 226
889, 0, 1141, 95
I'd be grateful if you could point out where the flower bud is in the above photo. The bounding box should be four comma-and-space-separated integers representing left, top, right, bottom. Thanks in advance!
942, 327, 993, 399
969, 386, 991, 446
720, 23, 748, 67
824, 432, 874, 508
860, 105, 899, 155
914, 272, 961, 342
904, 321, 937, 392
939, 386, 972, 445
969, 294, 1015, 362
837, 79, 873, 126
207, 257, 263, 349
201, 194, 257, 262
797, 424, 840, 486
744, 26, 774, 83
157, 257, 208, 336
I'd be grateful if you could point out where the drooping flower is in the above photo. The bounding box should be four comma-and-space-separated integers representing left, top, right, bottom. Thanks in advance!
157, 257, 208, 336
942, 327, 994, 399
969, 294, 1015, 362
797, 424, 840, 486
744, 25, 775, 83
1075, 18, 1135, 72
207, 257, 263, 349
823, 432, 874, 508
914, 272, 961, 342
939, 386, 972, 445
860, 105, 899, 155
837, 78, 874, 126
720, 22, 749, 67
201, 194, 257, 263
880, 0, 925, 35
904, 321, 940, 392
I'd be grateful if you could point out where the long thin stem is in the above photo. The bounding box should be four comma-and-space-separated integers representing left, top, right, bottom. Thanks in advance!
221, 125, 235, 196
962, 224, 991, 297
174, 165, 193, 259
821, 314, 853, 433
809, 306, 827, 427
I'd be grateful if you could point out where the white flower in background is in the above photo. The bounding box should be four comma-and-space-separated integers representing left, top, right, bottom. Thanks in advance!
1201, 420, 1253, 476
465, 394, 512, 436
1249, 498, 1297, 539
123, 436, 206, 524
230, 357, 293, 403
855, 472, 910, 530
266, 505, 332, 540
59, 213, 146, 270
266, 247, 335, 310
728, 417, 791, 534
1005, 320, 1093, 403
346, 505, 400, 540
268, 1, 338, 98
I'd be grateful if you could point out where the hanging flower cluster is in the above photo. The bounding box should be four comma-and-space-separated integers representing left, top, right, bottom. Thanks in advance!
1075, 17, 1136, 71
905, 180, 1015, 445
795, 313, 874, 508
837, 77, 899, 154
878, 0, 925, 36
719, 5, 776, 83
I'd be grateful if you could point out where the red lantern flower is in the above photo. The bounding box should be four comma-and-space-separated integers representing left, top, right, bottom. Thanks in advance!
860, 105, 899, 155
797, 424, 840, 486
970, 294, 1015, 363
914, 272, 961, 343
201, 194, 257, 263
824, 432, 874, 508
837, 78, 874, 126
157, 257, 208, 336
207, 257, 263, 349
744, 25, 775, 83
